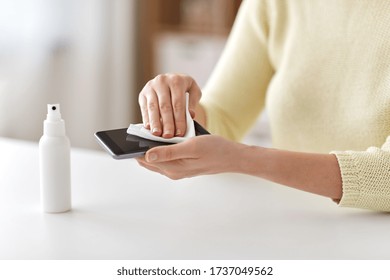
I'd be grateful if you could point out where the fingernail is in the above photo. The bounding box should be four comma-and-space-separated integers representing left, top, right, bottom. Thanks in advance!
152, 127, 160, 134
175, 129, 182, 136
147, 153, 158, 162
162, 130, 172, 137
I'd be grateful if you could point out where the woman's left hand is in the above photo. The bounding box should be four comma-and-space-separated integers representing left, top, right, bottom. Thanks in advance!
136, 135, 246, 179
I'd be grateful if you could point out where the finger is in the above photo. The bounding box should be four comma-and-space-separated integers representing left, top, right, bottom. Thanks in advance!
146, 90, 162, 136
155, 86, 175, 138
138, 158, 186, 180
170, 88, 187, 137
188, 80, 202, 118
138, 94, 150, 129
136, 157, 164, 174
145, 141, 194, 163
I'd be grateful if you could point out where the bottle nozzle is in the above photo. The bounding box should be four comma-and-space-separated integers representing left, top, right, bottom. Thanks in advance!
47, 104, 61, 121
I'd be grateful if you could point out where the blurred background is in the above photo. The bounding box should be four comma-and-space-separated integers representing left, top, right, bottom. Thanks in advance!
0, 0, 269, 149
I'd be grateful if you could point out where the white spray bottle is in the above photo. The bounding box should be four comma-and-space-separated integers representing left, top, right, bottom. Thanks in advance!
39, 104, 71, 213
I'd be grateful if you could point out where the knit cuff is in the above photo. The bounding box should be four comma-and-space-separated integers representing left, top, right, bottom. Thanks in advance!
330, 151, 361, 208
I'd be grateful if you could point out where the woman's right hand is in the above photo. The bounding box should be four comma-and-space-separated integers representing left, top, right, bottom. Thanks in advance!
138, 74, 202, 138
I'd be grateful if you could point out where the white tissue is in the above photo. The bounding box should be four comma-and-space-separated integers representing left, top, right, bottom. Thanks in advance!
127, 93, 195, 143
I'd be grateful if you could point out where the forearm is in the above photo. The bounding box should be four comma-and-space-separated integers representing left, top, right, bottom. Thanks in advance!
237, 145, 343, 200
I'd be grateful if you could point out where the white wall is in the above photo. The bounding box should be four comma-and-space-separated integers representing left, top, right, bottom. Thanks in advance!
0, 0, 137, 149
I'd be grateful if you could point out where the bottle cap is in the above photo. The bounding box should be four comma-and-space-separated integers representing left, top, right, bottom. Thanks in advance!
47, 104, 61, 121
44, 103, 65, 136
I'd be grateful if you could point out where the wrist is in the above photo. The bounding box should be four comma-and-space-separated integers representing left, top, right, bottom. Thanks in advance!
233, 143, 267, 176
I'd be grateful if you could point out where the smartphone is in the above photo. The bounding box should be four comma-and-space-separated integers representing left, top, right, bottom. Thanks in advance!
95, 120, 210, 159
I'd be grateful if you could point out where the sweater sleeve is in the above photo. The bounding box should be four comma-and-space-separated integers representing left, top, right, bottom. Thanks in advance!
200, 0, 274, 141
331, 136, 390, 211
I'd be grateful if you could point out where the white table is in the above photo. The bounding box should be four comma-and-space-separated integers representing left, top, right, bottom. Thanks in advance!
1, 137, 389, 260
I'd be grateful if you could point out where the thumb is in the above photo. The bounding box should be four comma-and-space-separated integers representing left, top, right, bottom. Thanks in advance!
145, 142, 193, 163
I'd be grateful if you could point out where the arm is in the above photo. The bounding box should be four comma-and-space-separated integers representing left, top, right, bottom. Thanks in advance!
241, 146, 342, 200
137, 135, 343, 201
138, 135, 390, 210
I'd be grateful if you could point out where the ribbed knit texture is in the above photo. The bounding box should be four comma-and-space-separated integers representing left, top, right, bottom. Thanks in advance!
331, 138, 390, 211
200, 0, 390, 211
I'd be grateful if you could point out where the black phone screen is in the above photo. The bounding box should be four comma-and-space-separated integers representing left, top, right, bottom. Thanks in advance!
95, 120, 209, 159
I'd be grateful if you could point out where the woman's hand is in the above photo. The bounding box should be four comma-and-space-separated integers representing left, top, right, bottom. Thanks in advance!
139, 73, 202, 138
136, 135, 246, 179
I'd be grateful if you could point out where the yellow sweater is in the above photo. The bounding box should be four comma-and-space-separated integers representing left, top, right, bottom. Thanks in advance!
200, 0, 390, 211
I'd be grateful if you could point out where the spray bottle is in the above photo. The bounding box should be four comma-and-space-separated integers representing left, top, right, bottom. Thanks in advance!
39, 104, 71, 213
